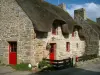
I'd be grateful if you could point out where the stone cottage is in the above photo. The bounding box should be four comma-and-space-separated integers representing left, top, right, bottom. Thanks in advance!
0, 0, 100, 66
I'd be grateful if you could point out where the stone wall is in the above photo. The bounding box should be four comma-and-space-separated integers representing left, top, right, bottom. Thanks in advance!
0, 0, 35, 65
42, 27, 85, 60
55, 27, 85, 59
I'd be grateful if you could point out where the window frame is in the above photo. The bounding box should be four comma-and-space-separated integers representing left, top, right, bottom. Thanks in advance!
9, 42, 17, 52
52, 28, 56, 35
66, 42, 70, 52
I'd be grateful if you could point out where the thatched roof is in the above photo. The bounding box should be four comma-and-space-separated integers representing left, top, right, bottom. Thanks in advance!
86, 18, 100, 38
16, 0, 78, 34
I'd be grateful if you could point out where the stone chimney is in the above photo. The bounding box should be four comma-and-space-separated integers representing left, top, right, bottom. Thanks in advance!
58, 3, 66, 10
96, 17, 100, 24
74, 8, 87, 20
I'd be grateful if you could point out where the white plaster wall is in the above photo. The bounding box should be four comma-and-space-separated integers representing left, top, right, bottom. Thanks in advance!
45, 26, 85, 60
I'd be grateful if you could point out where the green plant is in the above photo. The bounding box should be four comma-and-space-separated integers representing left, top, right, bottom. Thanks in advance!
38, 59, 52, 70
11, 63, 32, 71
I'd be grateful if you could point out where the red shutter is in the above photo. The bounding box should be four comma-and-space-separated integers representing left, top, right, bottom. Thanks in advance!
52, 29, 56, 35
66, 42, 70, 52
72, 32, 74, 37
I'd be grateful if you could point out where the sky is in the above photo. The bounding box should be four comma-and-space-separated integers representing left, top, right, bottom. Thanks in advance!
45, 0, 100, 21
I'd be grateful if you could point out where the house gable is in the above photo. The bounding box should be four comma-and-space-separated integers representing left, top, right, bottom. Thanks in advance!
0, 0, 35, 64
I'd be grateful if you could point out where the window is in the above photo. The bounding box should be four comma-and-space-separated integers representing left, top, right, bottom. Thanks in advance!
35, 30, 48, 38
72, 32, 74, 37
66, 42, 70, 52
52, 28, 56, 35
52, 22, 58, 35
9, 42, 17, 52
52, 28, 58, 35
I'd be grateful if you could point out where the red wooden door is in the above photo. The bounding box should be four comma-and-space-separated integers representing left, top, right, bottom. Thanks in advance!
9, 42, 17, 65
49, 43, 56, 60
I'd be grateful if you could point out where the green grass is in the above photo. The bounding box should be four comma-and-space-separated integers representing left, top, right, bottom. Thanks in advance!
10, 63, 32, 71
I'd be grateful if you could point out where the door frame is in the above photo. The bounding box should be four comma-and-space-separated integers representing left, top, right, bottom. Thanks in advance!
8, 41, 17, 65
49, 43, 56, 60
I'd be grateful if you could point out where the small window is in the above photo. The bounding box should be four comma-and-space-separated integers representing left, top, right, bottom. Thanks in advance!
72, 32, 74, 37
66, 42, 70, 52
52, 23, 58, 35
52, 27, 58, 35
35, 30, 48, 38
9, 42, 17, 52
52, 28, 56, 35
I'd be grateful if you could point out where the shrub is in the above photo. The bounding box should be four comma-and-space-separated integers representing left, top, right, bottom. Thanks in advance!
11, 63, 32, 71
38, 59, 52, 70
